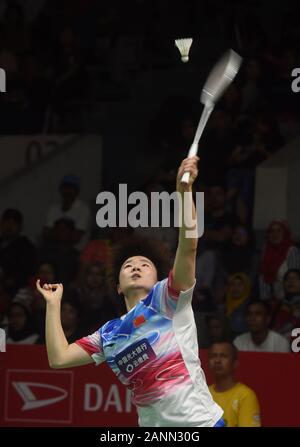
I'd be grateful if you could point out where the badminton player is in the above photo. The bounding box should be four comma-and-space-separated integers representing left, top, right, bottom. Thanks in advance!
37, 155, 224, 427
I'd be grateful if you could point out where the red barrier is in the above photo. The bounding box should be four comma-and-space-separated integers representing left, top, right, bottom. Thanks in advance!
0, 346, 299, 427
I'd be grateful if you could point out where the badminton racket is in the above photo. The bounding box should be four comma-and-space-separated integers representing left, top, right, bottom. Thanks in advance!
181, 49, 242, 183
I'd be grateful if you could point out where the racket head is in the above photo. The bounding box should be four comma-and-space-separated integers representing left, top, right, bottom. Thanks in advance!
201, 49, 242, 107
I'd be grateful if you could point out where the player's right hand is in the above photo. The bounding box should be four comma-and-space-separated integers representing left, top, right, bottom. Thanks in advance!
36, 279, 63, 304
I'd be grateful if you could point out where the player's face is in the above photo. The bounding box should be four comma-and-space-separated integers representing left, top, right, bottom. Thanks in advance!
208, 343, 236, 377
118, 256, 158, 297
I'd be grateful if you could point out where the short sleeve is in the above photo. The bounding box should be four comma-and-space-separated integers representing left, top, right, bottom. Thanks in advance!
238, 389, 261, 427
75, 329, 105, 365
148, 271, 195, 319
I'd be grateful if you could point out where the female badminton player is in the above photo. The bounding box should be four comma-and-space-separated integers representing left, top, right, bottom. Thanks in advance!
36, 155, 224, 427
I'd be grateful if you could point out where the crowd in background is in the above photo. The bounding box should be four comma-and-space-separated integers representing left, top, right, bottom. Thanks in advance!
0, 0, 300, 356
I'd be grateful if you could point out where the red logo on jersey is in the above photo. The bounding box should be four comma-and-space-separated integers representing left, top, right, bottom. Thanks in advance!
133, 315, 146, 328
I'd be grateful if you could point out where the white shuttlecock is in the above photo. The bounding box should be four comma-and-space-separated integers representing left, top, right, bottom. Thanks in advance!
175, 38, 193, 63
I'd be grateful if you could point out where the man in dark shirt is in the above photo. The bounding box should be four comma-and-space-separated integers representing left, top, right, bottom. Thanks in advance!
0, 209, 36, 293
203, 184, 235, 254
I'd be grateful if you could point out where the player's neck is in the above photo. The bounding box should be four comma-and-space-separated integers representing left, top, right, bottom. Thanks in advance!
124, 289, 148, 311
214, 376, 236, 392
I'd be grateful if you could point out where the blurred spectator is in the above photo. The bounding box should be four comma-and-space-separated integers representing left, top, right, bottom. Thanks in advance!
29, 261, 57, 311
195, 249, 219, 291
271, 269, 300, 340
44, 175, 91, 249
39, 218, 79, 285
154, 113, 199, 193
5, 301, 39, 344
133, 179, 177, 253
234, 300, 290, 352
69, 261, 122, 331
202, 184, 235, 254
259, 221, 300, 301
208, 341, 261, 427
0, 2, 32, 55
226, 273, 252, 335
0, 267, 12, 322
221, 225, 255, 276
205, 313, 233, 348
226, 112, 284, 219
240, 59, 262, 113
60, 297, 85, 343
0, 209, 36, 294
192, 287, 216, 314
228, 112, 284, 171
221, 85, 241, 123
50, 26, 88, 131
80, 238, 112, 266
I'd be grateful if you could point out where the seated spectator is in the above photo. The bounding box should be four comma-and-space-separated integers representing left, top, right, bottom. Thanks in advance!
39, 218, 79, 286
69, 261, 122, 331
43, 175, 91, 249
259, 221, 300, 301
226, 273, 252, 336
234, 300, 290, 352
0, 209, 36, 294
221, 225, 255, 276
271, 269, 300, 339
28, 261, 57, 313
205, 313, 233, 348
80, 238, 112, 267
5, 301, 39, 345
195, 249, 219, 291
202, 184, 235, 255
55, 297, 85, 344
240, 59, 262, 114
0, 3, 32, 55
0, 267, 12, 322
50, 26, 88, 131
192, 287, 217, 314
208, 341, 261, 427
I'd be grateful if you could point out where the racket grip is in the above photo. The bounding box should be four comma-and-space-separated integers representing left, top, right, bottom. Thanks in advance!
181, 171, 190, 184
181, 143, 198, 184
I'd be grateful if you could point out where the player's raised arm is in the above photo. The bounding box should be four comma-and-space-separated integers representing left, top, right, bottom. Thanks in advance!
172, 156, 199, 292
36, 280, 93, 368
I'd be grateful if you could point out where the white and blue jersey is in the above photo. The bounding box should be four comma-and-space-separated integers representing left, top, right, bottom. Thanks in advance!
76, 272, 223, 427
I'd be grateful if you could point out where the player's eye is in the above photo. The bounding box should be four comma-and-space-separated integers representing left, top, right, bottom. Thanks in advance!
124, 264, 131, 269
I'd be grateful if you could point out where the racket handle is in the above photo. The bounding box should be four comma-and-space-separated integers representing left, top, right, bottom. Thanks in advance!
181, 143, 198, 184
181, 171, 190, 184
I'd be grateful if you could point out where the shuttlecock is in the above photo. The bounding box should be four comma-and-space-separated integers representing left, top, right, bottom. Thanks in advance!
175, 38, 193, 63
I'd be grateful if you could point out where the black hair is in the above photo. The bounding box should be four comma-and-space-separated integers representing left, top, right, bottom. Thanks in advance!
208, 340, 238, 361
283, 269, 300, 283
2, 208, 23, 226
247, 299, 271, 315
61, 293, 83, 315
111, 236, 172, 285
54, 217, 75, 230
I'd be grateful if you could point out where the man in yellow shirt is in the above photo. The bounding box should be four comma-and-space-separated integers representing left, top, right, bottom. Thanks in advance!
208, 341, 261, 427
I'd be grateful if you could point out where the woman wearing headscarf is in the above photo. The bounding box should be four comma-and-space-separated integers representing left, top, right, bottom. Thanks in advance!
259, 221, 300, 301
271, 269, 300, 340
6, 301, 39, 344
226, 273, 252, 335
